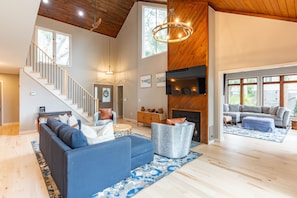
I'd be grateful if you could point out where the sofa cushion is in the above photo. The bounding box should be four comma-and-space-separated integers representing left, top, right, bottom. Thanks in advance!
46, 118, 64, 135
58, 125, 88, 149
269, 106, 279, 115
229, 104, 240, 112
100, 108, 113, 120
262, 106, 271, 114
128, 135, 154, 158
223, 104, 229, 112
276, 107, 286, 118
241, 105, 262, 113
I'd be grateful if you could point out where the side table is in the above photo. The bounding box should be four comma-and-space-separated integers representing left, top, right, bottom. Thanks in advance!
113, 124, 132, 138
292, 120, 297, 130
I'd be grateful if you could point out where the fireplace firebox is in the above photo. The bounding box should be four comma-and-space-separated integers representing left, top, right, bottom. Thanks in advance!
172, 110, 200, 142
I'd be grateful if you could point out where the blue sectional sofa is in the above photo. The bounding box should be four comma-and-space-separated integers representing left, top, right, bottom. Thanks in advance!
39, 118, 154, 198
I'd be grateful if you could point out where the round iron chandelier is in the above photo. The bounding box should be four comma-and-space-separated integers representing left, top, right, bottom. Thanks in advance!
152, 8, 193, 43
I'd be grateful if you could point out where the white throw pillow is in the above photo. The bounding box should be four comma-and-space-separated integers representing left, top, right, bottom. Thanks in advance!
59, 113, 69, 124
81, 123, 115, 145
68, 115, 79, 129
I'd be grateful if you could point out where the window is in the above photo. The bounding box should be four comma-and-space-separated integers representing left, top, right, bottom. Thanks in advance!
263, 76, 280, 107
283, 75, 297, 116
142, 6, 167, 58
227, 77, 258, 105
227, 79, 240, 104
36, 27, 71, 67
242, 78, 257, 105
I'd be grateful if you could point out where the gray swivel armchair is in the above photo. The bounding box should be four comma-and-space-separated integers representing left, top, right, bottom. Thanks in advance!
151, 121, 195, 158
94, 110, 117, 126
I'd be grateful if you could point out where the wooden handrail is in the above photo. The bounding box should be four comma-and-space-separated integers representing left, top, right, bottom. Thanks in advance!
26, 42, 96, 117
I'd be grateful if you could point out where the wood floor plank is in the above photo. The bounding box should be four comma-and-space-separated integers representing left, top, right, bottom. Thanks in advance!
1, 120, 297, 197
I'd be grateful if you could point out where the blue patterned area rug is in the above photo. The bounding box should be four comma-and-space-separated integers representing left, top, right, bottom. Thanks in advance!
31, 141, 202, 198
224, 124, 289, 143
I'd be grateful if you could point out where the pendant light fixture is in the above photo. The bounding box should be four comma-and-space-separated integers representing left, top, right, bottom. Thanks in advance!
106, 39, 113, 75
152, 8, 193, 43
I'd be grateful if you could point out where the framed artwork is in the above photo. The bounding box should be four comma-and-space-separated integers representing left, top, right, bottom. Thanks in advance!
140, 75, 152, 88
156, 73, 165, 87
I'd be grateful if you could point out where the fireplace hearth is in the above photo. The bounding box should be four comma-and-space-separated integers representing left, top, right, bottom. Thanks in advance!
172, 110, 200, 142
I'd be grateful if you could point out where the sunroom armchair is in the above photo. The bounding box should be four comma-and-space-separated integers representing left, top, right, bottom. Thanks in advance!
94, 108, 117, 126
151, 121, 195, 158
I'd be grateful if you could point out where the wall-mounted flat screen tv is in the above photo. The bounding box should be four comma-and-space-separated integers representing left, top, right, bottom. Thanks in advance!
166, 65, 206, 95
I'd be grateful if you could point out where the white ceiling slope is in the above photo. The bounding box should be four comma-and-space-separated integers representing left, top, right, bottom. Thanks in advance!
0, 0, 41, 74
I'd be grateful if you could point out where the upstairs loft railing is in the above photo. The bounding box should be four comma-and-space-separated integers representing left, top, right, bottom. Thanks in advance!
26, 42, 97, 117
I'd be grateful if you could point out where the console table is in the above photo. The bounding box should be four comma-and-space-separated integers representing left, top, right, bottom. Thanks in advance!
137, 111, 166, 126
37, 111, 72, 131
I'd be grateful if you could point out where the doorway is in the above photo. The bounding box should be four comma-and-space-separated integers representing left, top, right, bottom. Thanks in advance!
94, 84, 113, 110
117, 86, 123, 118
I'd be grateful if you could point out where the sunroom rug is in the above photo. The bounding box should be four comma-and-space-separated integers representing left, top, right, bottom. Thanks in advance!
224, 124, 289, 143
31, 141, 202, 198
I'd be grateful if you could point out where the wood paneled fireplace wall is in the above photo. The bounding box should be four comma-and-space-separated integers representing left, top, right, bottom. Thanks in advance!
167, 0, 209, 143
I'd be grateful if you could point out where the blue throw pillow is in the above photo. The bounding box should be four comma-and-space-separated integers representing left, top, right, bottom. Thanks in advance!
46, 118, 64, 135
58, 125, 88, 149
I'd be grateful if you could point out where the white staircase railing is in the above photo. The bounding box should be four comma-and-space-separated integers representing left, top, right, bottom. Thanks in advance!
26, 42, 96, 118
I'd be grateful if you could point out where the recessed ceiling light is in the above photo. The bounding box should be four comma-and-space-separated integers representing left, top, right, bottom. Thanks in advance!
43, 0, 49, 4
78, 10, 84, 17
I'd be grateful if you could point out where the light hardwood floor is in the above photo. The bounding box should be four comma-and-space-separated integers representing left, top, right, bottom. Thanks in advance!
1, 121, 297, 198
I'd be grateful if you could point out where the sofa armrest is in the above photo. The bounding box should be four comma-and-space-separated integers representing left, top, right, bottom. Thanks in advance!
64, 137, 131, 198
282, 110, 291, 127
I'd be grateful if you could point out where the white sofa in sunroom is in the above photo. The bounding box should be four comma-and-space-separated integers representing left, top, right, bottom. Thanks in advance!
223, 104, 291, 128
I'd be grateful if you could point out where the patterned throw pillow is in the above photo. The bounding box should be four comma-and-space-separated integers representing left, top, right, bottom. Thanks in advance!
100, 108, 113, 120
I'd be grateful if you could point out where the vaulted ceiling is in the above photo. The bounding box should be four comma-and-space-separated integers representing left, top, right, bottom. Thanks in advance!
38, 0, 297, 38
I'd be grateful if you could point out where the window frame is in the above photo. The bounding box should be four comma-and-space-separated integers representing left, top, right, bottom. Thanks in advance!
141, 5, 167, 59
227, 77, 258, 105
35, 26, 72, 67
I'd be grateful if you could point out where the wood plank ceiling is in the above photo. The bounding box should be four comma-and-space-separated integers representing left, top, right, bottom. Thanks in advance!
38, 0, 297, 38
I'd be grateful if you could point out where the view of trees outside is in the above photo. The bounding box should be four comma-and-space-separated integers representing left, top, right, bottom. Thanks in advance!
227, 75, 297, 117
283, 83, 297, 116
284, 75, 297, 117
37, 29, 53, 59
263, 84, 280, 107
142, 6, 167, 58
56, 33, 70, 66
228, 78, 257, 105
243, 78, 257, 105
243, 84, 257, 105
37, 28, 70, 66
228, 85, 240, 104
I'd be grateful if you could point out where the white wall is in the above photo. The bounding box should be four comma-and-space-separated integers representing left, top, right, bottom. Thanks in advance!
0, 0, 40, 73
215, 12, 297, 71
214, 12, 297, 141
20, 70, 80, 132
208, 7, 215, 141
115, 2, 167, 120
136, 2, 167, 117
19, 16, 117, 131
35, 16, 116, 93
